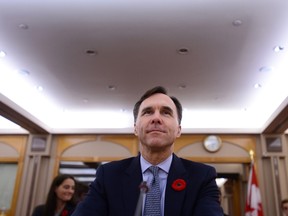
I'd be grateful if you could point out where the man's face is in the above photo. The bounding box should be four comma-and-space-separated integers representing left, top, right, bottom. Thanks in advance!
134, 93, 181, 151
283, 202, 288, 216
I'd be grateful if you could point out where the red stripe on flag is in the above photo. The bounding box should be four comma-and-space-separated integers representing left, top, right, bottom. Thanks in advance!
245, 162, 264, 216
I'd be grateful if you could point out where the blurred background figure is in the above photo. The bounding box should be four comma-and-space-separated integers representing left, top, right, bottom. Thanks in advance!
219, 188, 229, 216
282, 199, 288, 216
74, 182, 89, 204
31, 174, 76, 216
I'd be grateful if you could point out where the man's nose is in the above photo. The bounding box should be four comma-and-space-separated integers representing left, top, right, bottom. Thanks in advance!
151, 111, 162, 123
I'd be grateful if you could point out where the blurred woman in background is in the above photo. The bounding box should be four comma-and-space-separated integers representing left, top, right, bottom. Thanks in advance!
31, 174, 76, 216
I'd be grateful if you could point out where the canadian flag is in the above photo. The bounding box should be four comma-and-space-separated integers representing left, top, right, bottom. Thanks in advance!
245, 162, 264, 216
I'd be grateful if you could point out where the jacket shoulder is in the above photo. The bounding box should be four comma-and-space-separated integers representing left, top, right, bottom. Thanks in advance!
31, 204, 45, 216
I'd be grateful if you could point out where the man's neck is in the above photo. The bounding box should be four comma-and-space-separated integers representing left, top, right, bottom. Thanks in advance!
141, 149, 172, 165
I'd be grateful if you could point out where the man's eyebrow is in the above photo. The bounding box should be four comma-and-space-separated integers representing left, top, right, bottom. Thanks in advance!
141, 106, 152, 113
163, 106, 173, 110
162, 106, 174, 113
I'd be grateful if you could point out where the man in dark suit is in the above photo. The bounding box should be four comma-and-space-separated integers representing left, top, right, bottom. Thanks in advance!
72, 86, 223, 216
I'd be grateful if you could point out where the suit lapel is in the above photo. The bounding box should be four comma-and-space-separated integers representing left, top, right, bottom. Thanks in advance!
121, 155, 143, 216
165, 154, 188, 216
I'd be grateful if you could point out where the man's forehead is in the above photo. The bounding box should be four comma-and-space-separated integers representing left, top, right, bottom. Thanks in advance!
140, 93, 176, 109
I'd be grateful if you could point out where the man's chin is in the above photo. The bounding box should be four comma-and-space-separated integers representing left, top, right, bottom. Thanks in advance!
147, 138, 165, 147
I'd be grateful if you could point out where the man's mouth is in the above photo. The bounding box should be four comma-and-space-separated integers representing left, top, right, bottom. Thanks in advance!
147, 129, 165, 133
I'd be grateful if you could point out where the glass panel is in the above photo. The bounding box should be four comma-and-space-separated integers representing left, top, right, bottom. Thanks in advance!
59, 161, 100, 185
31, 136, 47, 152
0, 163, 18, 210
266, 137, 282, 152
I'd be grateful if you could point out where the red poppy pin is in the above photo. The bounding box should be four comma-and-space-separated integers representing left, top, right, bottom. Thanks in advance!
61, 210, 68, 216
172, 179, 186, 191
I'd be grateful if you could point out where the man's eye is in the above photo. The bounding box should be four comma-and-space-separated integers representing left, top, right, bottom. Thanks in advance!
143, 110, 152, 115
163, 111, 172, 116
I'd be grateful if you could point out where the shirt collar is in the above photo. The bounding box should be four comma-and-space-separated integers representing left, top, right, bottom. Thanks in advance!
140, 154, 173, 174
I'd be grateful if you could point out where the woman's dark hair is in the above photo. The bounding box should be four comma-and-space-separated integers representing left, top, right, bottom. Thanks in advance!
133, 86, 182, 124
43, 174, 76, 216
282, 198, 288, 208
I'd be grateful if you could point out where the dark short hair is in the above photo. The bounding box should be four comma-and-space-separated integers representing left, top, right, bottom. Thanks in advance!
133, 86, 182, 124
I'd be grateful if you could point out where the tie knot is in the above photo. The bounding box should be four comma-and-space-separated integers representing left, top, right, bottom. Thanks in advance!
149, 166, 159, 177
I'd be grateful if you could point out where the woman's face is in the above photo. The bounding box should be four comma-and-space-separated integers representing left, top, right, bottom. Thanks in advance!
55, 178, 75, 202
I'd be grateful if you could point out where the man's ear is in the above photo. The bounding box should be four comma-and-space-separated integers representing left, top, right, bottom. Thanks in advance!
134, 123, 138, 136
176, 125, 181, 137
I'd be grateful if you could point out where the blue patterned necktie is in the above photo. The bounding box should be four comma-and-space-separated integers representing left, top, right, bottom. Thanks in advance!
144, 166, 161, 216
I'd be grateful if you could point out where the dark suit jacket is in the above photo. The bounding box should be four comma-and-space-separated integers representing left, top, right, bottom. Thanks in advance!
72, 154, 223, 216
31, 203, 75, 216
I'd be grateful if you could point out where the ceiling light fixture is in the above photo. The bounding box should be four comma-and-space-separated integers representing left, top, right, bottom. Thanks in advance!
177, 48, 189, 55
108, 85, 116, 91
36, 86, 43, 91
259, 66, 273, 72
273, 46, 284, 52
18, 23, 29, 30
17, 69, 30, 76
0, 51, 6, 58
178, 84, 186, 89
232, 19, 242, 27
254, 83, 262, 88
82, 99, 89, 103
85, 49, 97, 56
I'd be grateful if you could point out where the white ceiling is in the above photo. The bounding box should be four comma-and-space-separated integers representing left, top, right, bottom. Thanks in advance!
0, 0, 288, 134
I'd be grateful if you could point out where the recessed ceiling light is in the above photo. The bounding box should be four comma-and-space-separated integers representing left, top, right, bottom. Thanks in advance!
18, 23, 29, 30
0, 51, 6, 58
82, 99, 89, 103
273, 46, 284, 52
36, 86, 43, 91
259, 66, 273, 72
108, 85, 116, 91
85, 49, 98, 56
232, 19, 242, 27
254, 83, 262, 88
178, 84, 186, 89
177, 48, 189, 55
17, 69, 30, 76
